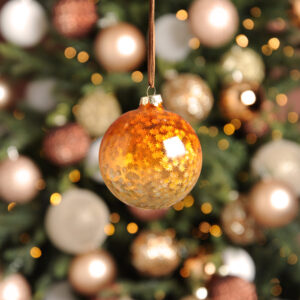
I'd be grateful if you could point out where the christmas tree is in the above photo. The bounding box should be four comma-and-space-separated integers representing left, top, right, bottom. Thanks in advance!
0, 0, 300, 299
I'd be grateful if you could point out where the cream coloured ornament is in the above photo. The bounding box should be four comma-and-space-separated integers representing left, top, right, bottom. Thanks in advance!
94, 23, 146, 72
0, 155, 42, 204
248, 180, 298, 228
75, 90, 121, 137
221, 247, 255, 282
44, 282, 75, 300
0, 80, 11, 109
189, 0, 239, 48
0, 0, 48, 47
155, 14, 193, 62
0, 274, 31, 300
251, 139, 300, 195
221, 46, 265, 84
69, 250, 116, 296
25, 79, 57, 113
45, 189, 110, 254
131, 230, 180, 277
84, 138, 104, 183
162, 73, 214, 124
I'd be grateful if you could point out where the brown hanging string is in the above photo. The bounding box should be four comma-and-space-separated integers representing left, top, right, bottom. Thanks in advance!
148, 0, 156, 92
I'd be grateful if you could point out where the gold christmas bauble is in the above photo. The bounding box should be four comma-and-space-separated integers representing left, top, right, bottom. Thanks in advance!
221, 46, 265, 85
220, 82, 264, 121
131, 230, 180, 277
162, 73, 214, 124
291, 0, 300, 28
189, 0, 239, 48
94, 23, 146, 72
0, 274, 31, 300
182, 250, 214, 281
248, 180, 298, 228
99, 95, 202, 209
221, 196, 263, 245
0, 155, 42, 204
69, 250, 116, 296
75, 90, 122, 137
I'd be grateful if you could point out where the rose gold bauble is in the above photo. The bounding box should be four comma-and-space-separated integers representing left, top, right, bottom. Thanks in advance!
69, 250, 116, 296
208, 276, 257, 300
162, 74, 214, 124
221, 196, 263, 245
189, 0, 239, 48
131, 230, 180, 277
0, 155, 41, 204
43, 123, 90, 166
220, 82, 264, 122
94, 23, 146, 72
99, 95, 202, 209
53, 0, 97, 38
128, 206, 169, 221
0, 274, 31, 300
248, 180, 298, 228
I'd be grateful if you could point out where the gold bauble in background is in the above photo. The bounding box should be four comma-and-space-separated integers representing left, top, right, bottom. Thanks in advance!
0, 274, 31, 300
221, 46, 265, 84
162, 73, 214, 124
291, 0, 300, 28
248, 180, 298, 228
94, 23, 146, 72
99, 95, 202, 209
0, 155, 42, 204
75, 90, 121, 137
220, 82, 264, 121
131, 230, 180, 277
53, 0, 97, 38
69, 250, 116, 295
182, 250, 215, 281
189, 0, 239, 48
221, 196, 263, 245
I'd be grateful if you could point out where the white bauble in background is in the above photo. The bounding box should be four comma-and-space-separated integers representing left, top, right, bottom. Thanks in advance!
221, 247, 255, 282
45, 189, 110, 254
44, 282, 75, 300
84, 137, 104, 183
0, 0, 48, 47
155, 14, 193, 62
251, 139, 300, 195
25, 79, 57, 113
0, 274, 31, 300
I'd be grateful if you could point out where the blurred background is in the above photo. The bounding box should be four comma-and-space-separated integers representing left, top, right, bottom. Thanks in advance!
0, 0, 300, 299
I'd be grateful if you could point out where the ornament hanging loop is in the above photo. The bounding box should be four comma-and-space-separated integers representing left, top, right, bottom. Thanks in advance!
148, 0, 156, 90
147, 85, 156, 96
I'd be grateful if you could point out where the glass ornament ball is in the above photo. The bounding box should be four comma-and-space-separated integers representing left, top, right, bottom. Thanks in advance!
248, 180, 298, 228
99, 95, 202, 209
94, 23, 146, 72
68, 250, 116, 296
0, 274, 31, 300
189, 0, 239, 48
44, 282, 76, 300
0, 0, 48, 48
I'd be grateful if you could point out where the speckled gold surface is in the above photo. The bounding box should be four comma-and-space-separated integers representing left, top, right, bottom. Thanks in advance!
99, 97, 202, 209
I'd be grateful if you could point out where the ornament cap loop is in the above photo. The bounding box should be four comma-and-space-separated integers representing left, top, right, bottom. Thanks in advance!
140, 94, 163, 107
